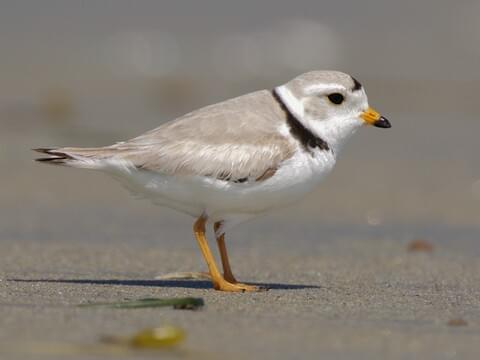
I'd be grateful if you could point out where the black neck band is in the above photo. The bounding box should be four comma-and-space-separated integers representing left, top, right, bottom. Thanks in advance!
272, 89, 329, 153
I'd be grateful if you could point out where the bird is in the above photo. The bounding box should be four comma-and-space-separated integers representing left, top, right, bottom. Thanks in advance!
34, 70, 391, 292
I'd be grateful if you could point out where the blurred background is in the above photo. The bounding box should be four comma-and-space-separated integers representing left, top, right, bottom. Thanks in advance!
1, 0, 479, 251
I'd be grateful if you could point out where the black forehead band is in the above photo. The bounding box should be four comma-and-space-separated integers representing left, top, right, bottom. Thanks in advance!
351, 76, 362, 91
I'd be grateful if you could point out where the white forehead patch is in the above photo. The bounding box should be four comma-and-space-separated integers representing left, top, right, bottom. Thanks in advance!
304, 83, 346, 95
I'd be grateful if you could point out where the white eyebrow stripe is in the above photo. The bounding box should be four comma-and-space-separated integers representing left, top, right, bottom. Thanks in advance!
304, 83, 345, 95
274, 85, 305, 119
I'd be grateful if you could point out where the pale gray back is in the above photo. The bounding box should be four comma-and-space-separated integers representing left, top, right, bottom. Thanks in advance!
110, 90, 295, 181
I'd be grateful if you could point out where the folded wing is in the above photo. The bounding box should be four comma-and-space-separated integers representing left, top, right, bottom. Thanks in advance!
36, 90, 295, 183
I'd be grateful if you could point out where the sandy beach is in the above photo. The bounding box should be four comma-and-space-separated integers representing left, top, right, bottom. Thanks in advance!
2, 2, 480, 357
1, 214, 479, 359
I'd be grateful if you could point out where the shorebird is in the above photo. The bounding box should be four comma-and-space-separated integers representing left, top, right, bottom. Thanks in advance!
35, 71, 391, 292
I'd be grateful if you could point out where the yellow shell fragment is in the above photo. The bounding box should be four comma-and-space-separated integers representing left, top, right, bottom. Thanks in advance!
129, 327, 185, 348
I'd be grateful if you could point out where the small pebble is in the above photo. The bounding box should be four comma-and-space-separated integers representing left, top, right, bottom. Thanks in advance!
407, 239, 434, 253
447, 318, 467, 327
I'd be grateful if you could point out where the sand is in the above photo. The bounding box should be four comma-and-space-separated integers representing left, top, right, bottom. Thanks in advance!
1, 227, 479, 359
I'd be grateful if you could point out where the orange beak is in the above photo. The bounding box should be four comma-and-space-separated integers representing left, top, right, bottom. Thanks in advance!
361, 107, 391, 128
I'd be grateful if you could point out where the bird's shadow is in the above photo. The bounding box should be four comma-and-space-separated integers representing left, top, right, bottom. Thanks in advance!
8, 278, 320, 290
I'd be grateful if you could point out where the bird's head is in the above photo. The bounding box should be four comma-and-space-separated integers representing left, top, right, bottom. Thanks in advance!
275, 71, 390, 153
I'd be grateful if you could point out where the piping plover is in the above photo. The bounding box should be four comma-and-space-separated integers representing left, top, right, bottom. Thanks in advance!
35, 71, 391, 292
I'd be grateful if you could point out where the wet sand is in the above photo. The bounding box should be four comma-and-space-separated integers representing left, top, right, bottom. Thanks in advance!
1, 224, 479, 359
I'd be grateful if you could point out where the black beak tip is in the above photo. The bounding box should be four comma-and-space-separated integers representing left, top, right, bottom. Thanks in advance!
373, 116, 391, 128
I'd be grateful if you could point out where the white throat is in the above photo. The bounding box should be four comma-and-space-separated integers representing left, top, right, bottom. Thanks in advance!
274, 84, 362, 154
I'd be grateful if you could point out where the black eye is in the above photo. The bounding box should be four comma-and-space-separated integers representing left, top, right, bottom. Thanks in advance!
327, 93, 344, 105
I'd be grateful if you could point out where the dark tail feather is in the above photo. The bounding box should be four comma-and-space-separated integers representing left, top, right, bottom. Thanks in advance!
33, 148, 75, 165
33, 146, 120, 168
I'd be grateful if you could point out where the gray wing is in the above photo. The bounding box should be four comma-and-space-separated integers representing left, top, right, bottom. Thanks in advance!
113, 90, 295, 182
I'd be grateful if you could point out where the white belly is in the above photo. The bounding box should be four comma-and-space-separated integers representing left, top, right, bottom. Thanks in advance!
109, 148, 336, 224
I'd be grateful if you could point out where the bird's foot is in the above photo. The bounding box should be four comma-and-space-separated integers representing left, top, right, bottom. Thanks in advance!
213, 279, 267, 292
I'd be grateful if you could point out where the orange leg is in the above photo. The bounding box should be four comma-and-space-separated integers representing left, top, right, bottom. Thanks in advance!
214, 222, 238, 283
193, 216, 262, 292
